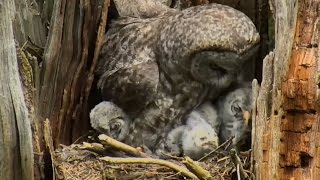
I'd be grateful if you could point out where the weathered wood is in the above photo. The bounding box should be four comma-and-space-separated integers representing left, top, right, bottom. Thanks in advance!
13, 0, 47, 47
280, 0, 320, 178
253, 0, 320, 179
0, 1, 34, 180
252, 52, 275, 179
37, 0, 105, 146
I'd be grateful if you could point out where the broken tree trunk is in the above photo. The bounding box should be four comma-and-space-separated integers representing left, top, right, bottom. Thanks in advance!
0, 1, 34, 179
252, 0, 320, 179
1, 0, 109, 179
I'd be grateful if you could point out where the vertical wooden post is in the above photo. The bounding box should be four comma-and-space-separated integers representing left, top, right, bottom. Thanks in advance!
253, 0, 320, 179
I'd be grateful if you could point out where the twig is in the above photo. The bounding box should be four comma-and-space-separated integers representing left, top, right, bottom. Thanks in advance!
98, 134, 149, 157
217, 156, 230, 163
80, 142, 106, 154
236, 164, 241, 180
99, 157, 199, 180
229, 149, 249, 179
161, 152, 184, 161
163, 171, 182, 179
198, 136, 234, 161
183, 156, 213, 180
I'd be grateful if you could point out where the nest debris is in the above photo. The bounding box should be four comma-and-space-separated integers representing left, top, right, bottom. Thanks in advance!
53, 135, 253, 180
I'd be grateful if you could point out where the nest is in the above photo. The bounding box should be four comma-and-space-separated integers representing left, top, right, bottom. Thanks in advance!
53, 135, 253, 180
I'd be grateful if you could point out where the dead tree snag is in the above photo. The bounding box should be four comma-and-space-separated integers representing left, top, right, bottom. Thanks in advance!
253, 0, 320, 179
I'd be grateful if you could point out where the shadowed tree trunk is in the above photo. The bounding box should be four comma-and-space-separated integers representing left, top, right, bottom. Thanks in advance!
1, 0, 109, 179
252, 0, 320, 179
0, 1, 34, 179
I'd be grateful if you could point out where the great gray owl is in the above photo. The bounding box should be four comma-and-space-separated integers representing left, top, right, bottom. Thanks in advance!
216, 87, 252, 150
96, 2, 260, 151
160, 101, 220, 159
89, 101, 130, 141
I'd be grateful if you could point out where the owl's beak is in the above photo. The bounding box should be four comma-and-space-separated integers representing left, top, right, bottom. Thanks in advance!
203, 141, 218, 149
243, 111, 251, 126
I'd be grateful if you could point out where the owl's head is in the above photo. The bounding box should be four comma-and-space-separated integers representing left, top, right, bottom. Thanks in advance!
183, 110, 219, 159
182, 123, 219, 160
89, 101, 131, 141
158, 3, 260, 87
217, 87, 252, 147
222, 87, 252, 123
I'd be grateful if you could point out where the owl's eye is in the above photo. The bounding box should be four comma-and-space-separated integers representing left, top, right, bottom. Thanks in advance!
200, 137, 207, 141
231, 104, 242, 115
111, 122, 121, 131
209, 62, 218, 70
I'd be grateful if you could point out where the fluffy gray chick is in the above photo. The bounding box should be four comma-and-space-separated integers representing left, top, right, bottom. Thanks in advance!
163, 102, 220, 160
89, 101, 130, 141
193, 101, 221, 132
217, 87, 252, 150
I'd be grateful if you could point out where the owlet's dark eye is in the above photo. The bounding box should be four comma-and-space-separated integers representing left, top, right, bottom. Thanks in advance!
111, 122, 121, 130
231, 104, 242, 114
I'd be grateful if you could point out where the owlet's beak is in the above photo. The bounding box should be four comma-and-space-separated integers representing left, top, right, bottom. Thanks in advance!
243, 111, 251, 126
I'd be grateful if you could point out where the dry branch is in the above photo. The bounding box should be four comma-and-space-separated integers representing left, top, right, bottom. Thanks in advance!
81, 142, 106, 154
198, 136, 234, 161
229, 149, 249, 179
100, 157, 199, 179
183, 156, 213, 180
98, 134, 149, 157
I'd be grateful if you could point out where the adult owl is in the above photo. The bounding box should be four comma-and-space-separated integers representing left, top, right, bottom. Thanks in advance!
96, 2, 260, 151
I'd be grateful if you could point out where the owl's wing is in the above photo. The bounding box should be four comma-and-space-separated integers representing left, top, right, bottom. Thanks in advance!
96, 17, 161, 116
113, 0, 176, 18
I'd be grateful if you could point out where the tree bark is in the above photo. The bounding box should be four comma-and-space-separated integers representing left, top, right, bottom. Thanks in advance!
252, 0, 320, 179
2, 0, 108, 179
0, 1, 34, 180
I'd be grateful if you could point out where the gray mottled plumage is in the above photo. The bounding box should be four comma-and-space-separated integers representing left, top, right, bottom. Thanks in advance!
89, 101, 130, 141
159, 101, 220, 159
216, 87, 252, 149
192, 101, 220, 131
113, 0, 175, 18
96, 3, 259, 150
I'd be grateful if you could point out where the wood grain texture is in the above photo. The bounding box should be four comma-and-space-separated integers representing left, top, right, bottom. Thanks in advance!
0, 1, 34, 179
253, 0, 320, 179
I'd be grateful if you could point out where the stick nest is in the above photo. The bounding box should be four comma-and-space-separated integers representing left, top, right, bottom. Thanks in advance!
53, 135, 253, 180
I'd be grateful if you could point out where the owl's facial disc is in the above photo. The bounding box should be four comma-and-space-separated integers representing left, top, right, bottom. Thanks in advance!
202, 140, 218, 150
208, 62, 228, 77
190, 50, 243, 88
